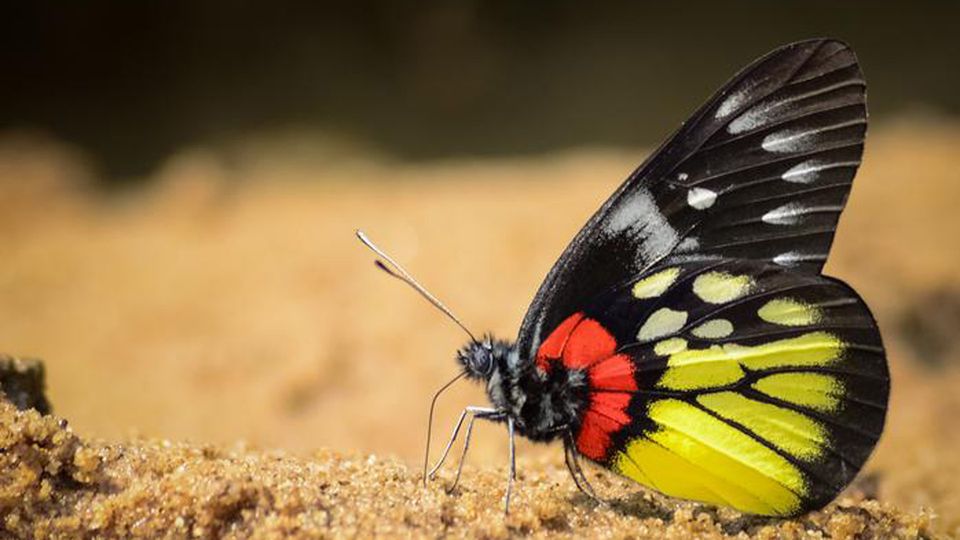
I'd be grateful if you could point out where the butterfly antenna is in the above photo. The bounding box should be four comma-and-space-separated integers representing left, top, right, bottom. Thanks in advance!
355, 229, 478, 343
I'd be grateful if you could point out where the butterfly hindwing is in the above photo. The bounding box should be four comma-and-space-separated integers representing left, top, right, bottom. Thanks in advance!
537, 259, 887, 516
517, 39, 867, 362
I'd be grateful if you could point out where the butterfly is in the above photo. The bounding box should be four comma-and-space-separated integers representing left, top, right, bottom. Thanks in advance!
359, 38, 889, 518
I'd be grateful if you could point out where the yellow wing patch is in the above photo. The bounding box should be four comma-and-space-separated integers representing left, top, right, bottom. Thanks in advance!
698, 392, 828, 460
613, 436, 779, 514
732, 332, 843, 370
614, 261, 884, 517
612, 398, 805, 516
658, 345, 745, 390
752, 373, 844, 412
632, 267, 681, 299
654, 337, 688, 356
758, 298, 823, 326
657, 331, 844, 391
692, 271, 755, 304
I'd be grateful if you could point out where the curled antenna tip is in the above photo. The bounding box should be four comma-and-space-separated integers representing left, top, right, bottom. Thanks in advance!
374, 259, 400, 278
354, 228, 478, 343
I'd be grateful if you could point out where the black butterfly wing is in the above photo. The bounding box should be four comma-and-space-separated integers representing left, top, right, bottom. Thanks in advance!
517, 39, 867, 361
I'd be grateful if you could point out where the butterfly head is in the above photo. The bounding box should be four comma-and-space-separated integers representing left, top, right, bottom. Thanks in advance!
456, 336, 513, 381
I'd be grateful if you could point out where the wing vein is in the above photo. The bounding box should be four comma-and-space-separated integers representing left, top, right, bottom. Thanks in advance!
685, 142, 863, 188
742, 388, 883, 440
652, 407, 806, 497
689, 398, 857, 483
700, 102, 865, 153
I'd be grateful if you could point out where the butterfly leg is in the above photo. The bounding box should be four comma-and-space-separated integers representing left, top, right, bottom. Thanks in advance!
563, 432, 603, 505
437, 411, 520, 514
563, 437, 593, 497
427, 406, 498, 482
504, 415, 517, 514
448, 408, 505, 492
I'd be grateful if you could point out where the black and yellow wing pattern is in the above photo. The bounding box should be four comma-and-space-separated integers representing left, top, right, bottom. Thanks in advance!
587, 259, 886, 516
519, 39, 888, 516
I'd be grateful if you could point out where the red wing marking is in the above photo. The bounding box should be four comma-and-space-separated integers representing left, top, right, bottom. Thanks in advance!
535, 312, 584, 372
588, 354, 638, 392
563, 318, 617, 369
536, 312, 638, 462
589, 392, 632, 424
577, 410, 617, 461
577, 392, 632, 461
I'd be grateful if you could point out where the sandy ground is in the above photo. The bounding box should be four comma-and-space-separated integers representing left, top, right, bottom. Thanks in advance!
1, 119, 959, 538
0, 400, 936, 539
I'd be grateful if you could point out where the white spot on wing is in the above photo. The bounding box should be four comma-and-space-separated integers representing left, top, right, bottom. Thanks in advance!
727, 80, 865, 135
716, 88, 749, 119
782, 159, 860, 184
763, 203, 844, 225
605, 188, 652, 232
728, 107, 771, 135
773, 251, 827, 267
774, 252, 802, 266
762, 203, 806, 225
761, 119, 865, 153
687, 188, 717, 210
666, 253, 720, 264
762, 129, 813, 153
604, 188, 679, 262
675, 237, 699, 253
654, 337, 688, 356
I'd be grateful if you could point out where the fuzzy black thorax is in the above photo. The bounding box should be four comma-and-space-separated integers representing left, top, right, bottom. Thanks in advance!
457, 337, 590, 443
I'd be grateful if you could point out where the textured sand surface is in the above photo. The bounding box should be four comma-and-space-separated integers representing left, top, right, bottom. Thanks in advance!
0, 401, 937, 539
1, 120, 959, 537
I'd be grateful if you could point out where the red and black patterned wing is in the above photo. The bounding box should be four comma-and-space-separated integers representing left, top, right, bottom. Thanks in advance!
517, 39, 867, 362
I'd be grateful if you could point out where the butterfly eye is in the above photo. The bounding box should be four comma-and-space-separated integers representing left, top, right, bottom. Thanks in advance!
457, 342, 495, 379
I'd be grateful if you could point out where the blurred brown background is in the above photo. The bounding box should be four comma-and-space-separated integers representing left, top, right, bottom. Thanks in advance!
2, 2, 960, 535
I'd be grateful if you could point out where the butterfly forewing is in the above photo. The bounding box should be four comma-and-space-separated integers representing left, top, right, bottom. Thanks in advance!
520, 39, 888, 517
518, 39, 867, 362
